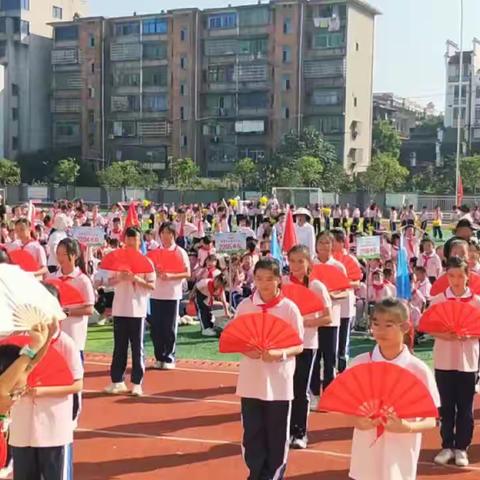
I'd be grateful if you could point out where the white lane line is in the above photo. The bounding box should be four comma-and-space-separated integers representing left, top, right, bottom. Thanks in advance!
83, 389, 240, 406
76, 428, 480, 472
85, 361, 239, 376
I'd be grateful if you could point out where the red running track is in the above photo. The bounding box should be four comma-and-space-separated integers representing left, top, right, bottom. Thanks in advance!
76, 354, 480, 479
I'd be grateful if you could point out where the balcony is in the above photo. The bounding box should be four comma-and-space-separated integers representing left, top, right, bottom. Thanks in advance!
204, 27, 238, 39
52, 48, 79, 65
304, 47, 346, 60
303, 104, 344, 116
238, 106, 268, 117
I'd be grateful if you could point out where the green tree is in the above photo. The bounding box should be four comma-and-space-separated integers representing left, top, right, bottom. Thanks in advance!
296, 156, 324, 187
54, 157, 80, 196
98, 160, 158, 201
460, 155, 480, 193
170, 158, 200, 192
372, 120, 402, 158
234, 157, 258, 190
0, 158, 21, 186
359, 153, 409, 193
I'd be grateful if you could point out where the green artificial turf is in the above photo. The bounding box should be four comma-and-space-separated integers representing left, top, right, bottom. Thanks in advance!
86, 324, 434, 367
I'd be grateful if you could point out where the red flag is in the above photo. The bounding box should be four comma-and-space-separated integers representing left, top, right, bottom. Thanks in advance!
282, 207, 297, 253
124, 202, 140, 230
457, 175, 464, 207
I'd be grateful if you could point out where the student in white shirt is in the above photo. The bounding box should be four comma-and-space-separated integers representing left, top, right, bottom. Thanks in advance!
419, 206, 429, 231
417, 237, 443, 283
235, 258, 304, 480
293, 208, 316, 259
430, 256, 480, 467
237, 217, 256, 239
148, 222, 190, 370
47, 214, 69, 274
285, 246, 332, 449
347, 299, 439, 480
104, 227, 156, 397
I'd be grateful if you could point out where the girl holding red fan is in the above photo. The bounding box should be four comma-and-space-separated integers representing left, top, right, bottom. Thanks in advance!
235, 258, 304, 480
148, 222, 190, 370
348, 299, 439, 480
430, 256, 480, 467
285, 245, 332, 449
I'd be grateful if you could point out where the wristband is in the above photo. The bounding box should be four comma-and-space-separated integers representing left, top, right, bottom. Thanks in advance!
19, 345, 37, 360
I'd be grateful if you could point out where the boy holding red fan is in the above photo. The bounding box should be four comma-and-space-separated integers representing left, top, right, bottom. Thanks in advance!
235, 258, 304, 480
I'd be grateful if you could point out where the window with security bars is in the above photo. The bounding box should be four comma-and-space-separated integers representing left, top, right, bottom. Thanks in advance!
313, 31, 345, 49
143, 67, 168, 87
207, 65, 235, 83
142, 18, 168, 35
114, 22, 140, 36
235, 64, 267, 82
143, 42, 167, 60
238, 7, 269, 26
312, 89, 342, 106
142, 94, 168, 112
304, 59, 345, 78
208, 13, 237, 30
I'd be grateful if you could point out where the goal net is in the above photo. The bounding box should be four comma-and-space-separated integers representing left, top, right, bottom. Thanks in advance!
272, 187, 330, 207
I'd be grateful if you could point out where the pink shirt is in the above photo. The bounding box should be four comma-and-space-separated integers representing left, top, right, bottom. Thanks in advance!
9, 332, 83, 448
235, 292, 304, 401
349, 345, 440, 480
8, 240, 47, 268
416, 253, 443, 279
431, 288, 480, 372
52, 267, 95, 350
151, 246, 189, 301
111, 264, 156, 318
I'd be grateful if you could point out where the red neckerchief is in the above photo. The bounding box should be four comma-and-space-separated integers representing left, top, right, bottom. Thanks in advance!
207, 267, 216, 279
200, 245, 211, 252
20, 239, 34, 249
372, 283, 385, 291
422, 253, 432, 266
178, 222, 185, 238
447, 295, 474, 303
256, 292, 285, 312
207, 279, 222, 306
289, 274, 306, 286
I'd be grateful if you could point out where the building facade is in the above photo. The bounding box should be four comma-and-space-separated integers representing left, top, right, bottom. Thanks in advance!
0, 0, 88, 160
51, 0, 378, 176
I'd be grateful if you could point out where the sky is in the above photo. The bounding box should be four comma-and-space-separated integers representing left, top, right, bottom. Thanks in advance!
89, 0, 480, 112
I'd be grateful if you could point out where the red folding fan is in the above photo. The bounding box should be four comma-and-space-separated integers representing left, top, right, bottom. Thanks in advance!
310, 264, 351, 291
0, 335, 74, 387
219, 312, 302, 354
430, 272, 480, 296
0, 433, 6, 469
147, 248, 186, 274
43, 278, 86, 307
333, 253, 363, 282
418, 300, 480, 337
8, 249, 40, 273
100, 248, 154, 274
318, 362, 438, 440
281, 283, 325, 316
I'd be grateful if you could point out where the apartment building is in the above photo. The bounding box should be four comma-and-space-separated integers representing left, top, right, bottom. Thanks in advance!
51, 0, 378, 176
0, 0, 88, 160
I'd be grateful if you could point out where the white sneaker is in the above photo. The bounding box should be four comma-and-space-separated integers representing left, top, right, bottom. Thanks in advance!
131, 384, 143, 397
434, 448, 455, 465
454, 449, 469, 467
309, 394, 319, 412
202, 327, 217, 337
153, 361, 164, 369
0, 460, 13, 479
104, 382, 128, 395
291, 437, 308, 449
162, 362, 176, 370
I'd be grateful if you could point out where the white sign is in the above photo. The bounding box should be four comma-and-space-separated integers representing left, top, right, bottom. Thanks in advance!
72, 226, 105, 246
214, 233, 247, 253
356, 235, 381, 260
27, 186, 49, 201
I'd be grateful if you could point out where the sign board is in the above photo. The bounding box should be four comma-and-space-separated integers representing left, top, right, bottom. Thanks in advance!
72, 226, 105, 246
27, 186, 49, 201
356, 235, 381, 260
214, 232, 247, 254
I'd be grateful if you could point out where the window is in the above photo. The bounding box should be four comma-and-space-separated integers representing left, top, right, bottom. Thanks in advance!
113, 71, 140, 87
0, 0, 28, 9
12, 108, 17, 121
313, 31, 345, 49
52, 6, 62, 19
11, 83, 18, 95
207, 65, 234, 83
20, 20, 29, 35
0, 41, 5, 58
180, 29, 187, 41
180, 83, 185, 96
180, 106, 185, 120
238, 92, 268, 109
143, 66, 168, 87
143, 94, 168, 112
356, 42, 359, 51
88, 87, 95, 99
182, 135, 188, 147
284, 107, 290, 119
282, 75, 290, 91
12, 137, 18, 150
55, 25, 78, 41
283, 17, 292, 34
475, 107, 480, 121
142, 18, 168, 35
143, 42, 167, 60
454, 85, 467, 102
476, 86, 480, 99
238, 38, 268, 56
91, 62, 95, 73
282, 46, 291, 63
239, 7, 269, 26
409, 152, 417, 168
208, 13, 237, 30
112, 121, 136, 137
88, 110, 95, 124
306, 115, 342, 133
312, 89, 341, 105
88, 134, 95, 146
88, 34, 95, 47
114, 22, 140, 36
354, 97, 357, 107
0, 18, 5, 33
180, 56, 187, 69
21, 0, 29, 9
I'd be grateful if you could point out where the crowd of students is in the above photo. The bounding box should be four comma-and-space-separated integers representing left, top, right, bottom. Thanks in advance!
0, 197, 478, 479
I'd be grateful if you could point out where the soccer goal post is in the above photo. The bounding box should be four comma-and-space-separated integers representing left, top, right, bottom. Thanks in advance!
272, 187, 333, 207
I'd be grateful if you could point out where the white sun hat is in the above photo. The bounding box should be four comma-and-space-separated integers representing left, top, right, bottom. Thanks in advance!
293, 207, 312, 220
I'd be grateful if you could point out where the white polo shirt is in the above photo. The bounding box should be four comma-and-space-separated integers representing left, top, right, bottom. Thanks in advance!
235, 292, 304, 401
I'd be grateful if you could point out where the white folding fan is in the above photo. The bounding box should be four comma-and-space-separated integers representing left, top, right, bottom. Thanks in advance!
0, 264, 66, 334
